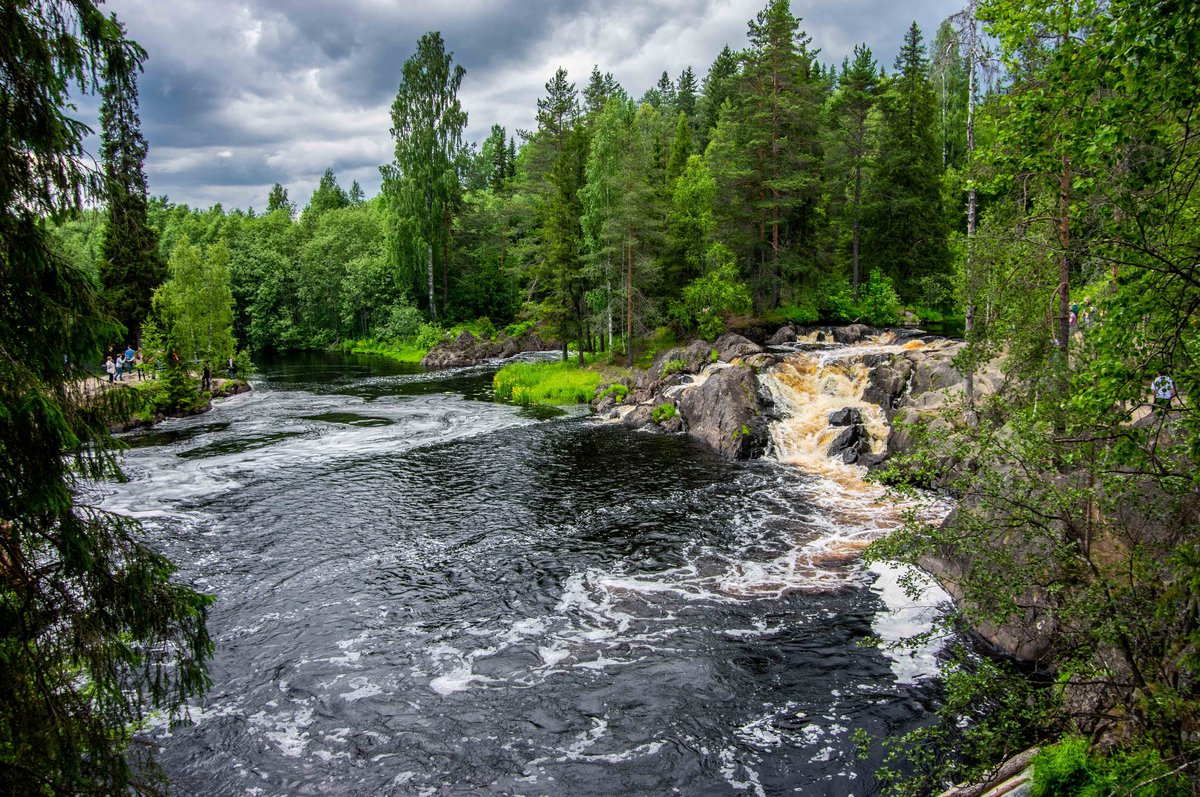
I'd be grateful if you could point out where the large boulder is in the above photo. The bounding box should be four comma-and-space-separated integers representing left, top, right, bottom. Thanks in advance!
677, 365, 771, 459
652, 339, 714, 378
715, 332, 764, 362
831, 324, 877, 344
766, 324, 798, 346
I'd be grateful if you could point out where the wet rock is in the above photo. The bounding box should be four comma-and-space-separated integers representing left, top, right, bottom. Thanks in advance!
677, 365, 770, 460
594, 395, 616, 415
741, 352, 779, 371
622, 405, 653, 430
863, 358, 914, 410
652, 339, 714, 377
828, 407, 862, 427
826, 423, 866, 459
715, 332, 763, 362
831, 324, 876, 345
659, 415, 683, 434
767, 324, 798, 345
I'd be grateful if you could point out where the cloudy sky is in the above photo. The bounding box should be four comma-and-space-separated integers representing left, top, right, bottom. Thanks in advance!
82, 0, 963, 212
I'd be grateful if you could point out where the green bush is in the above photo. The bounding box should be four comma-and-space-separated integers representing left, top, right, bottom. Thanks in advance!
1030, 738, 1186, 797
816, 270, 901, 326
377, 302, 425, 340
659, 357, 686, 377
502, 319, 536, 338
475, 316, 496, 340
416, 322, 446, 350
671, 253, 752, 340
858, 269, 902, 326
1031, 737, 1096, 796
598, 383, 628, 402
651, 403, 676, 424
818, 276, 858, 321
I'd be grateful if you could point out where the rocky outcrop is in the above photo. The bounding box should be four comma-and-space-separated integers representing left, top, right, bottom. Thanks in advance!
108, 379, 252, 433
421, 330, 559, 369
592, 325, 977, 462
677, 365, 772, 459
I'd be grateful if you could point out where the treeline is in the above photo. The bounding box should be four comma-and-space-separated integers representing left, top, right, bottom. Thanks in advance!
54, 0, 974, 360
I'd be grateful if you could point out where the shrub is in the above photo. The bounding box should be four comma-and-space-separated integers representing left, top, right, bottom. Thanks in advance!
1030, 738, 1186, 797
858, 269, 901, 326
503, 319, 536, 338
598, 383, 628, 402
816, 271, 901, 326
652, 403, 676, 424
474, 316, 496, 340
416, 322, 446, 350
764, 303, 819, 325
377, 302, 425, 341
660, 357, 687, 377
672, 254, 752, 340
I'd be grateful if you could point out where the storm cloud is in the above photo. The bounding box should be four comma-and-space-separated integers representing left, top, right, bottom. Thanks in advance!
85, 0, 963, 211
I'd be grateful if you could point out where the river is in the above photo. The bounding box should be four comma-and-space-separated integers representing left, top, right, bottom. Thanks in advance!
100, 350, 949, 796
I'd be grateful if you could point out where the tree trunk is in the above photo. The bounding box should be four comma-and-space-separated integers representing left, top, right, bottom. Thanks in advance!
964, 14, 978, 405
626, 232, 634, 368
426, 241, 436, 322
852, 162, 862, 301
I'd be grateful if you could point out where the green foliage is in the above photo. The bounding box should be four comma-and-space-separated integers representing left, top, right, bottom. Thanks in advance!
672, 256, 752, 340
651, 402, 676, 423
343, 338, 428, 364
492, 360, 602, 406
870, 648, 1051, 797
97, 28, 165, 340
597, 383, 628, 402
762, 303, 819, 326
659, 357, 686, 377
0, 4, 212, 792
1030, 737, 1187, 797
153, 236, 236, 369
857, 269, 902, 326
861, 22, 949, 303
384, 31, 467, 322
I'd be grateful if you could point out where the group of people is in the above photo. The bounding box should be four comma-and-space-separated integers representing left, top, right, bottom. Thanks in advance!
104, 345, 143, 383
1068, 298, 1097, 332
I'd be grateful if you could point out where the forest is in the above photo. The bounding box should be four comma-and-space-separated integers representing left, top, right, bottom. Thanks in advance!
5, 0, 1200, 794
51, 0, 970, 368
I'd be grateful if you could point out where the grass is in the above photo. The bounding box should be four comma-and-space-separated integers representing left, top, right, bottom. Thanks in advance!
493, 358, 604, 406
344, 338, 429, 363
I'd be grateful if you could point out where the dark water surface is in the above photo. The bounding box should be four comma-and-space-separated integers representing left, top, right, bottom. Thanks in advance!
102, 352, 945, 796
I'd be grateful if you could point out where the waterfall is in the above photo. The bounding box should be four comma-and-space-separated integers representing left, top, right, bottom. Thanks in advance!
758, 335, 939, 553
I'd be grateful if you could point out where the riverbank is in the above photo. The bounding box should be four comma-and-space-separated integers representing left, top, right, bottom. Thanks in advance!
84, 373, 252, 432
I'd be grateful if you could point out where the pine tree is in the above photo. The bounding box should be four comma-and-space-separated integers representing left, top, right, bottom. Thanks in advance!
676, 66, 698, 121
583, 65, 622, 118
97, 21, 165, 341
348, 179, 365, 204
698, 45, 740, 147
0, 4, 212, 792
666, 112, 692, 186
713, 0, 823, 309
304, 167, 350, 219
828, 44, 880, 298
863, 22, 948, 304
